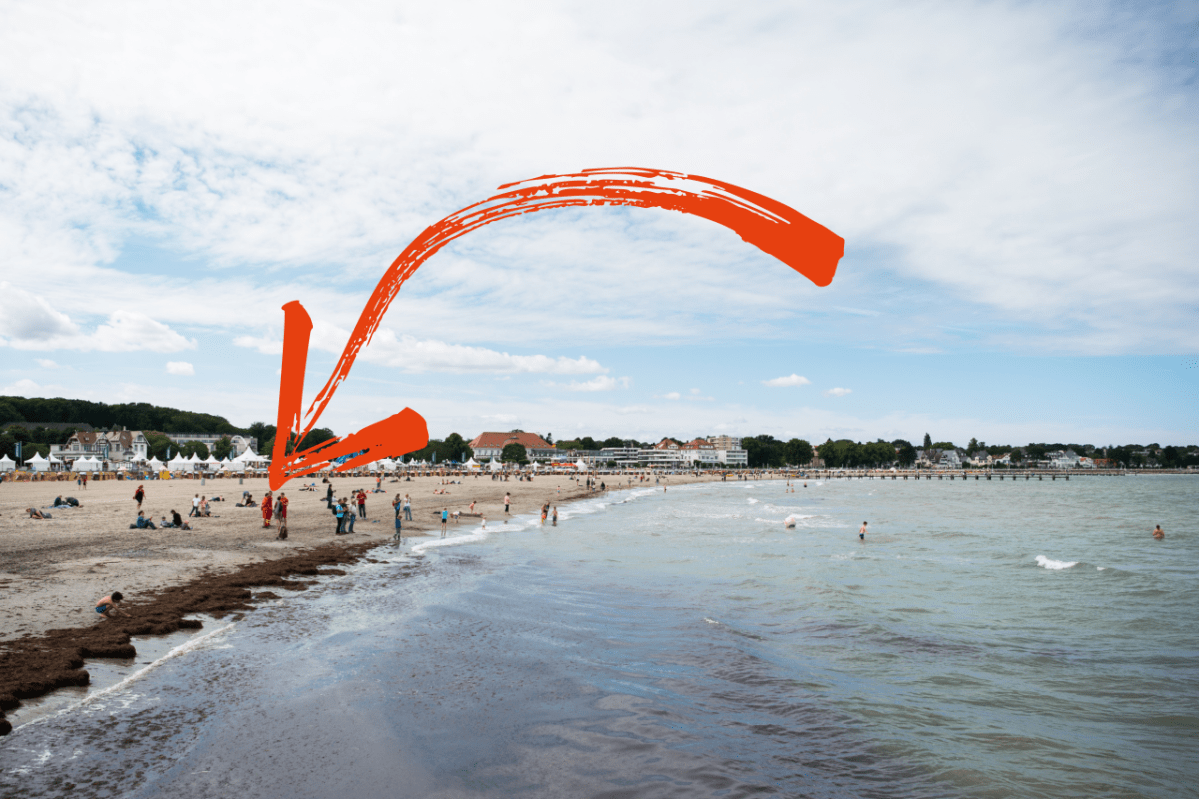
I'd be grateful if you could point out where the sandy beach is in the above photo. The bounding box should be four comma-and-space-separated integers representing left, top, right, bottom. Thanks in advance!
0, 470, 734, 644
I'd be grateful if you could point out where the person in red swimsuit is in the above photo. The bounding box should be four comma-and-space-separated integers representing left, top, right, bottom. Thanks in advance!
261, 491, 274, 528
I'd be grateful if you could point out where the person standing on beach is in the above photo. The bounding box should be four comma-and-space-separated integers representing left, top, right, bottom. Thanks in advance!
859, 521, 867, 540
552, 506, 558, 526
343, 498, 356, 533
504, 493, 510, 514
190, 493, 201, 517
403, 494, 412, 521
134, 485, 145, 510
326, 483, 334, 508
441, 507, 448, 537
469, 500, 476, 514
261, 491, 274, 528
356, 489, 367, 518
277, 493, 289, 538
333, 498, 345, 534
82, 473, 88, 489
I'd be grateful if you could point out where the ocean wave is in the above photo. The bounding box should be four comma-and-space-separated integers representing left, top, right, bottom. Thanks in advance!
1035, 555, 1078, 570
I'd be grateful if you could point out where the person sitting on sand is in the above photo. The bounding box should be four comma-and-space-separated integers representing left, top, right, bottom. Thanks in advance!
27, 507, 48, 519
94, 592, 123, 620
1153, 525, 1165, 539
171, 510, 191, 530
199, 497, 212, 517
131, 511, 157, 529
160, 515, 173, 528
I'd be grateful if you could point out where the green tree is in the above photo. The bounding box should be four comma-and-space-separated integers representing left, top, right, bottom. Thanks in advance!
601, 437, 625, 449
247, 421, 277, 452
501, 442, 528, 464
442, 432, 473, 462
1025, 444, 1047, 462
894, 439, 917, 467
967, 437, 979, 452
144, 431, 175, 460
212, 436, 233, 460
923, 432, 932, 449
931, 441, 956, 451
784, 438, 814, 466
744, 435, 785, 468
180, 441, 210, 459
1010, 448, 1025, 464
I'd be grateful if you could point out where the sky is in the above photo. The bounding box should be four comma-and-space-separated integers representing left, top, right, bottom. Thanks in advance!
0, 0, 1196, 448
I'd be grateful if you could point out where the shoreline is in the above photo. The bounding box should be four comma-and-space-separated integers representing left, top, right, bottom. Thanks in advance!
0, 471, 728, 735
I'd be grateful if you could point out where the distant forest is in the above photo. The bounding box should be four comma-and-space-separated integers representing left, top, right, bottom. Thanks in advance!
0, 396, 243, 435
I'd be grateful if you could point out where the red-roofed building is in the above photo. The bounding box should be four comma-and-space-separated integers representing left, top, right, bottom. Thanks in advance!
680, 438, 718, 465
468, 432, 556, 461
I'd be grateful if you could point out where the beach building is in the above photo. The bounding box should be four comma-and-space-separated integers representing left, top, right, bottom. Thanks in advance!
51, 429, 149, 463
706, 435, 743, 451
680, 438, 719, 465
469, 432, 557, 462
165, 433, 258, 457
643, 439, 684, 468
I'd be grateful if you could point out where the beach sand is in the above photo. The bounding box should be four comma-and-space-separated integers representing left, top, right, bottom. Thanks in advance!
0, 470, 734, 644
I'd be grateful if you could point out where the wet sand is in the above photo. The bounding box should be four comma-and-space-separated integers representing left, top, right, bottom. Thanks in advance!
0, 470, 739, 734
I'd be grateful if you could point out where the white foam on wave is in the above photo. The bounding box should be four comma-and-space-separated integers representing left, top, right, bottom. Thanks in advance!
747, 497, 760, 505
411, 527, 492, 554
1035, 555, 1078, 570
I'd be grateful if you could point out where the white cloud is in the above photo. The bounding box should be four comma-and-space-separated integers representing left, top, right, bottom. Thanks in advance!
1, 378, 63, 396
0, 3, 1193, 355
763, 374, 812, 387
234, 327, 608, 375
233, 334, 283, 355
658, 392, 681, 400
0, 283, 80, 341
0, 284, 195, 352
557, 375, 630, 392
35, 359, 59, 369
824, 387, 852, 397
166, 361, 195, 375
480, 414, 518, 424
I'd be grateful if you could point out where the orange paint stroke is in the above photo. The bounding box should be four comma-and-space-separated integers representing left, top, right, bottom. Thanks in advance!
270, 167, 844, 489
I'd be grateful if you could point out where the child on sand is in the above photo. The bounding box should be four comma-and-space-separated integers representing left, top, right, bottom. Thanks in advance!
95, 592, 123, 620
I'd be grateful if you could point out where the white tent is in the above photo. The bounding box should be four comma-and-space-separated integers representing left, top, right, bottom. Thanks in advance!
464, 457, 480, 468
377, 458, 397, 471
203, 454, 221, 467
26, 453, 50, 472
488, 458, 502, 472
72, 455, 99, 472
574, 459, 589, 470
147, 456, 165, 470
222, 458, 245, 472
168, 452, 189, 470
0, 453, 16, 471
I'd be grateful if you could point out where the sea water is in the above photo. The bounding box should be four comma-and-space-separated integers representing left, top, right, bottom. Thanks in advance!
2, 476, 1196, 798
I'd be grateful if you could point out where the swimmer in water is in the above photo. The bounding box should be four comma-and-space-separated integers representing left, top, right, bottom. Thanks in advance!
859, 521, 867, 540
1152, 525, 1164, 539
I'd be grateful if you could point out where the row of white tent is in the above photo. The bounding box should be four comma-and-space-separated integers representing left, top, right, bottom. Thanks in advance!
0, 452, 596, 473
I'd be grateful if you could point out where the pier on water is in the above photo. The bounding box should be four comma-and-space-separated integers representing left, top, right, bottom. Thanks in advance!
773, 469, 1187, 482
